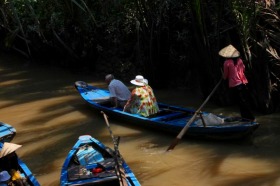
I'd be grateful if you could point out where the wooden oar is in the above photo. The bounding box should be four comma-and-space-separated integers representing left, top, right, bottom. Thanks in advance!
166, 78, 223, 151
101, 111, 128, 186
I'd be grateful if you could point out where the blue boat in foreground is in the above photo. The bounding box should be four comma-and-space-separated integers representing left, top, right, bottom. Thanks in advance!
60, 135, 141, 186
0, 142, 40, 186
75, 81, 260, 140
0, 121, 16, 143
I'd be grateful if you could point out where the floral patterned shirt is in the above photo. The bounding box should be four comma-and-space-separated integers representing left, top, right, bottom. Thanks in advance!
124, 85, 159, 117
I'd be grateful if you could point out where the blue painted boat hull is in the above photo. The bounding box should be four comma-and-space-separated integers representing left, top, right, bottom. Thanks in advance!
75, 81, 260, 140
0, 150, 40, 186
0, 122, 40, 186
17, 157, 41, 186
60, 135, 141, 186
0, 121, 16, 143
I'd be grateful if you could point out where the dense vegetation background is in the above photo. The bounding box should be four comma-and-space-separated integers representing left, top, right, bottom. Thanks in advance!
0, 0, 279, 114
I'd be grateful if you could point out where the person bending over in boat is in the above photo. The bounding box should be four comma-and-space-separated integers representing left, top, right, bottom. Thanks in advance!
105, 74, 131, 108
123, 75, 159, 117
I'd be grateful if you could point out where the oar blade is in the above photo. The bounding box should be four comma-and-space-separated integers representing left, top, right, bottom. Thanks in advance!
166, 138, 180, 151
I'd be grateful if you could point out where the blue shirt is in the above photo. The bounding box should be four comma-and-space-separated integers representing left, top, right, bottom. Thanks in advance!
108, 79, 131, 101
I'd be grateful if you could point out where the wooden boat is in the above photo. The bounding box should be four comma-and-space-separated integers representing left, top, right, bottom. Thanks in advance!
0, 121, 16, 143
60, 135, 141, 186
74, 81, 260, 140
0, 142, 41, 186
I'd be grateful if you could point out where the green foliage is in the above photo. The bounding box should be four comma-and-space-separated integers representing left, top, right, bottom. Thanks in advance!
0, 0, 279, 112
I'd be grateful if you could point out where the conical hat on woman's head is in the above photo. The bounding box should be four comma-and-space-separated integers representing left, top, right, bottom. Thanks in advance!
219, 44, 240, 58
0, 142, 22, 158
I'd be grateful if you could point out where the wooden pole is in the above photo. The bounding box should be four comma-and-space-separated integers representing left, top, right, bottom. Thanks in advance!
166, 78, 223, 151
101, 111, 128, 186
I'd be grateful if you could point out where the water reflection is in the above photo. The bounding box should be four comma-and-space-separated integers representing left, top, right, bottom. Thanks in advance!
0, 53, 280, 186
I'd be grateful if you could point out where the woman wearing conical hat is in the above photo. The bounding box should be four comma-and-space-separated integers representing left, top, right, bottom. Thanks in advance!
219, 45, 255, 121
0, 142, 22, 173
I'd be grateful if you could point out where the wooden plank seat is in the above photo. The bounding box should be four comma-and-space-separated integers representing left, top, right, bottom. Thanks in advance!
149, 110, 187, 121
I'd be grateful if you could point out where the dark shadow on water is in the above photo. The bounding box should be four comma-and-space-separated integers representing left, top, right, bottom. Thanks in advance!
1, 52, 280, 186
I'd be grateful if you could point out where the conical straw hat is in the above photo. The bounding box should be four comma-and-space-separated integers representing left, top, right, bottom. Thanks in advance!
0, 142, 22, 158
219, 44, 240, 58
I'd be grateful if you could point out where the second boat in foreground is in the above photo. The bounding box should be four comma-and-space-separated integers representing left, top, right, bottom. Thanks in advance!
60, 135, 141, 186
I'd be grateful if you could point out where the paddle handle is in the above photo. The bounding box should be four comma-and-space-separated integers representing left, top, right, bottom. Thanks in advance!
167, 78, 223, 151
101, 111, 128, 186
101, 111, 116, 145
177, 78, 223, 139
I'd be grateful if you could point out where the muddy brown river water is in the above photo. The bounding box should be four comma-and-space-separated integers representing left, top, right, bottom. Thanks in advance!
1, 53, 280, 186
